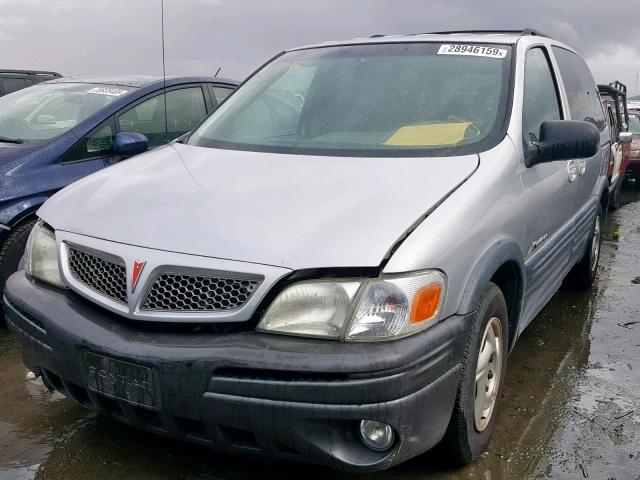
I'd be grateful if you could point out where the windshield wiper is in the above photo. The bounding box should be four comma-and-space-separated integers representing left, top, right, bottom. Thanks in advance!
0, 136, 24, 144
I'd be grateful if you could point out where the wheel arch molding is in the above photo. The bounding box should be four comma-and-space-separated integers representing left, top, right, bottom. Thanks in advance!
457, 239, 525, 351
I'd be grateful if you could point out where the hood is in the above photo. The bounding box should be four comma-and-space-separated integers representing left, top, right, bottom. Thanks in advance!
0, 137, 72, 207
39, 143, 478, 270
0, 137, 66, 177
0, 141, 38, 164
0, 142, 46, 200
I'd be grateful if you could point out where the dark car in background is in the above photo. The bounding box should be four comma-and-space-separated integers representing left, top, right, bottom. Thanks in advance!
0, 70, 61, 96
598, 82, 632, 209
627, 112, 640, 182
0, 75, 237, 314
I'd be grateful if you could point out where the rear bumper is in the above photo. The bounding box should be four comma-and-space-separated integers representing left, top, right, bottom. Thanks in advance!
4, 271, 467, 472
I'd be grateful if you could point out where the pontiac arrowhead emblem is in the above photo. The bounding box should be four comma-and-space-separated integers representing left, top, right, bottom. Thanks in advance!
131, 261, 146, 293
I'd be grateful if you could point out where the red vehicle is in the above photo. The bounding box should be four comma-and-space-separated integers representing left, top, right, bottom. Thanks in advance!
626, 112, 640, 182
598, 82, 632, 209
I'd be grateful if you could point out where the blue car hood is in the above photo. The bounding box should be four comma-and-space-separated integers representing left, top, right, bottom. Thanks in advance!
0, 142, 36, 164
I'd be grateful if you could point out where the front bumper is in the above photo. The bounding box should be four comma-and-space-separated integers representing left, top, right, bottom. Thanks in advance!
4, 271, 466, 472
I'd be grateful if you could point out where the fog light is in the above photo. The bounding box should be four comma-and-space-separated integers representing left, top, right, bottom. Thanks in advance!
359, 420, 394, 451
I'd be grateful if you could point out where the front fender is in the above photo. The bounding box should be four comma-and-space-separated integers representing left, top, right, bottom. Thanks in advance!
0, 195, 49, 231
457, 239, 525, 324
594, 174, 609, 200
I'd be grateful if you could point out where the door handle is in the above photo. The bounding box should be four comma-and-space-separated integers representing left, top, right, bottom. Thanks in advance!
567, 160, 578, 182
578, 159, 586, 176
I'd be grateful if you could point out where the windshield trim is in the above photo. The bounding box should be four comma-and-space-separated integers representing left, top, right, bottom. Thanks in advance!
187, 41, 516, 158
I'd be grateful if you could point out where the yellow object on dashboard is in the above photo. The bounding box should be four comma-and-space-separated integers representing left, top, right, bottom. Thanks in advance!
385, 122, 473, 146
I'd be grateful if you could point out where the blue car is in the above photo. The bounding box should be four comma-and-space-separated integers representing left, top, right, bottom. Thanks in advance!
0, 75, 238, 311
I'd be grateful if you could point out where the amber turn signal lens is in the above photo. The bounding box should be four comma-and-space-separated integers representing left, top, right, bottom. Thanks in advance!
410, 283, 442, 324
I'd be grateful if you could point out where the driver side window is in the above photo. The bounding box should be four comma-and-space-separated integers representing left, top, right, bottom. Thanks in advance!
523, 47, 562, 143
117, 87, 207, 148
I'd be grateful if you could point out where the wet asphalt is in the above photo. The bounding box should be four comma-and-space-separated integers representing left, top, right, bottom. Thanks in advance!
1, 188, 639, 480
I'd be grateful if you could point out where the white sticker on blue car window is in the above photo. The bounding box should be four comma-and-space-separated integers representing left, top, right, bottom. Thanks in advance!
437, 44, 507, 59
87, 87, 129, 96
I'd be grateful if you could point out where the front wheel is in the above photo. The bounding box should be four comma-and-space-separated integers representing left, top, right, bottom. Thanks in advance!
564, 204, 603, 290
439, 282, 508, 465
0, 219, 36, 325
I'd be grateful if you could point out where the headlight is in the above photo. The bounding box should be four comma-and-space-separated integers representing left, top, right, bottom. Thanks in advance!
25, 221, 65, 288
258, 281, 361, 338
257, 270, 446, 341
630, 150, 640, 158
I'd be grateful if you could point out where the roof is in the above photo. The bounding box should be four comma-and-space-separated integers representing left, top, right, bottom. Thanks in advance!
290, 28, 555, 52
43, 75, 238, 88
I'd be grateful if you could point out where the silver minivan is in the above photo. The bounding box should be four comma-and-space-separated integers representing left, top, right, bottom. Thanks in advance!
5, 29, 609, 471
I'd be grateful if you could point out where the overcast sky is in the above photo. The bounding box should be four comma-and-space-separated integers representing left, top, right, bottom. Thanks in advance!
2, 0, 640, 94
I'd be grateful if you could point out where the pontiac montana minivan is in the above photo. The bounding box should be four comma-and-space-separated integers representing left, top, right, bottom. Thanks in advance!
5, 29, 609, 471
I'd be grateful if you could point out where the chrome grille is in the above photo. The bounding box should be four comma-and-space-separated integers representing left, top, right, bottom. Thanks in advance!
67, 247, 127, 305
141, 273, 260, 312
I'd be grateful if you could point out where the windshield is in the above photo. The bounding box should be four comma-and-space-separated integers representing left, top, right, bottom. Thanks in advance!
188, 43, 512, 157
0, 83, 132, 141
628, 114, 640, 135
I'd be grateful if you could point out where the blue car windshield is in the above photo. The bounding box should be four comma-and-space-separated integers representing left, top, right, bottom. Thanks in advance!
0, 83, 131, 141
188, 42, 513, 157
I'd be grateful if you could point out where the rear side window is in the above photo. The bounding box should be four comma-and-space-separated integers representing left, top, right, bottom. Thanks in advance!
212, 85, 234, 104
522, 47, 561, 143
552, 47, 606, 131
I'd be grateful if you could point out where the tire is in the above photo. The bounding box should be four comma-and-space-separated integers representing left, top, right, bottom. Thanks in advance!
609, 180, 622, 211
439, 282, 509, 466
564, 203, 603, 290
0, 219, 36, 324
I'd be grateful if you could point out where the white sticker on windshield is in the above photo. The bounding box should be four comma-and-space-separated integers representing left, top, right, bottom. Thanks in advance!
86, 87, 129, 96
437, 44, 507, 59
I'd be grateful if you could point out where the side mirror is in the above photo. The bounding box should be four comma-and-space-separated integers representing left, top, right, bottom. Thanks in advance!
114, 132, 149, 157
526, 120, 600, 167
619, 132, 633, 144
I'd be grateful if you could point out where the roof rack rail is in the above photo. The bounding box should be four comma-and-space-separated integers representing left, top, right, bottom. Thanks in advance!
369, 28, 552, 38
426, 28, 550, 37
599, 81, 628, 98
0, 69, 62, 77
369, 28, 552, 40
609, 80, 627, 95
598, 81, 629, 129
